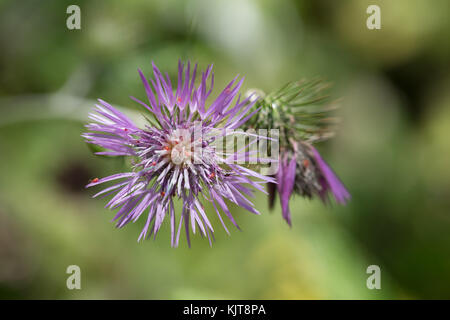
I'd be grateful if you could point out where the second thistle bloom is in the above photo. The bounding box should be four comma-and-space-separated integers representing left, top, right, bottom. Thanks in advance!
246, 80, 351, 225
83, 61, 274, 246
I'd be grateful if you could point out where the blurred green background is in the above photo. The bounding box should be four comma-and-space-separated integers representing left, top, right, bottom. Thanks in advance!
1, 0, 449, 299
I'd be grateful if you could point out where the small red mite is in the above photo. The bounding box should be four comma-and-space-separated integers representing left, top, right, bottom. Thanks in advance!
160, 191, 165, 196
303, 159, 309, 168
209, 172, 215, 178
151, 161, 157, 166
177, 97, 182, 103
123, 128, 128, 132
163, 146, 170, 151
92, 178, 99, 183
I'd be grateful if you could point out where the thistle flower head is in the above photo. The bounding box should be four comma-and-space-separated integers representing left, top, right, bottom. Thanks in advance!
245, 79, 350, 225
83, 61, 274, 246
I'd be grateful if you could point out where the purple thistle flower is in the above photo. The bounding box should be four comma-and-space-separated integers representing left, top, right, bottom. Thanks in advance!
244, 80, 350, 226
83, 61, 274, 247
274, 142, 350, 225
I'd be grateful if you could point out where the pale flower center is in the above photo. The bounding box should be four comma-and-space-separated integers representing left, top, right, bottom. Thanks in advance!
170, 139, 192, 165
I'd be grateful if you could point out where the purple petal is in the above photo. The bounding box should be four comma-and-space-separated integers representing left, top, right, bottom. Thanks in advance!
311, 147, 351, 204
277, 155, 296, 226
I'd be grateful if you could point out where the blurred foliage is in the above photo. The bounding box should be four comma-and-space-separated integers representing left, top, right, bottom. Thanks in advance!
0, 0, 449, 299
